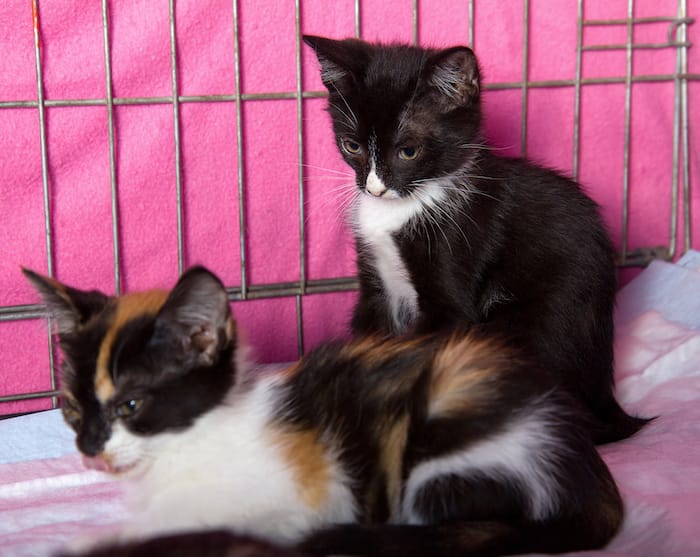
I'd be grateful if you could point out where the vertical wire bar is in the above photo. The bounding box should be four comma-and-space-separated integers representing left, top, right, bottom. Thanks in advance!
232, 0, 248, 299
679, 0, 691, 252
669, 0, 688, 258
101, 0, 121, 295
669, 12, 681, 259
295, 0, 306, 356
412, 0, 418, 45
572, 0, 583, 181
168, 0, 185, 275
620, 0, 634, 262
520, 0, 530, 158
354, 0, 361, 38
31, 0, 57, 407
468, 0, 474, 47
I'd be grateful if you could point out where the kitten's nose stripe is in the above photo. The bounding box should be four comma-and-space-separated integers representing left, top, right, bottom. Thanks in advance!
95, 289, 169, 403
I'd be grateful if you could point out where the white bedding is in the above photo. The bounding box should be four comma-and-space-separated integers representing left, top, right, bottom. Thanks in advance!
2, 253, 700, 557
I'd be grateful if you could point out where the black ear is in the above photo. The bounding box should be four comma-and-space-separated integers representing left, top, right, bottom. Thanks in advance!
151, 266, 234, 371
303, 35, 370, 90
422, 46, 480, 109
22, 268, 110, 335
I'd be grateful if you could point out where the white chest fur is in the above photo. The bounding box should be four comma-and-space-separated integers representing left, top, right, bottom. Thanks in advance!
117, 378, 356, 544
353, 184, 445, 333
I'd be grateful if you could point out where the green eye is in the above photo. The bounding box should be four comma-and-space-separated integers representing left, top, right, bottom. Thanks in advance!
342, 139, 362, 155
116, 399, 143, 418
398, 146, 418, 160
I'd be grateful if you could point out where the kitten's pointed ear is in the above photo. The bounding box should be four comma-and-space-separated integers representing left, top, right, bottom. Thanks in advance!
152, 266, 234, 370
22, 268, 110, 335
423, 46, 480, 109
303, 35, 369, 90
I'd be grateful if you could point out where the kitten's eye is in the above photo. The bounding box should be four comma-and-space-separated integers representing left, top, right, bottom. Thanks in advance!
398, 146, 419, 161
116, 399, 143, 418
341, 139, 362, 156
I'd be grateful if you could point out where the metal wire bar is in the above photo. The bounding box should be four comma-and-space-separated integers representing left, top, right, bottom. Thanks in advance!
620, 0, 634, 263
4, 73, 698, 111
468, 0, 474, 47
680, 1, 691, 251
669, 0, 691, 258
354, 0, 361, 38
584, 16, 693, 25
101, 0, 122, 295
582, 41, 692, 51
572, 0, 584, 181
0, 305, 46, 321
0, 389, 61, 404
520, 0, 530, 158
30, 0, 57, 409
582, 14, 694, 50
0, 276, 359, 324
294, 0, 306, 356
168, 0, 185, 275
412, 0, 418, 45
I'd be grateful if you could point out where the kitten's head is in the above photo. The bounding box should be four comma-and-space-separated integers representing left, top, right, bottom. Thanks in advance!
304, 35, 482, 200
24, 266, 238, 475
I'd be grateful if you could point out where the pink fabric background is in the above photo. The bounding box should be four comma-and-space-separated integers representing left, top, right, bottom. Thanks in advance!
0, 0, 698, 415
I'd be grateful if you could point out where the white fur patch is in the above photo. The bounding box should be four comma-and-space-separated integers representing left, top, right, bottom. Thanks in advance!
401, 402, 567, 524
353, 182, 446, 333
105, 377, 356, 544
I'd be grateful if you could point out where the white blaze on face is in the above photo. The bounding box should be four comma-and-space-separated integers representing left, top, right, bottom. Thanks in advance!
365, 131, 395, 199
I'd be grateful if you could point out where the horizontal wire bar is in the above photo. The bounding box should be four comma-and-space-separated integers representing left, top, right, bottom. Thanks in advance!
583, 16, 694, 25
0, 389, 61, 404
582, 41, 691, 51
0, 91, 328, 109
0, 277, 360, 323
2, 72, 698, 111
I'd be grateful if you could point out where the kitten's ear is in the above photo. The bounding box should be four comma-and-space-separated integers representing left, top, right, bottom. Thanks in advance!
152, 266, 234, 370
423, 46, 480, 109
303, 35, 369, 90
22, 268, 110, 335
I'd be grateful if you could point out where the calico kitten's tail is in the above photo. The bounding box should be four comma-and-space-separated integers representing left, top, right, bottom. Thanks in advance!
300, 517, 619, 557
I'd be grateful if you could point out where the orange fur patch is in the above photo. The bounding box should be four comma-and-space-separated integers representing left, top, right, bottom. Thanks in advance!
95, 289, 169, 403
428, 335, 513, 419
273, 427, 330, 510
379, 414, 409, 516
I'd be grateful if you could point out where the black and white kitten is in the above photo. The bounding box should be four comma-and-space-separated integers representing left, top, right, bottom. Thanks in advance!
26, 266, 622, 557
303, 35, 648, 444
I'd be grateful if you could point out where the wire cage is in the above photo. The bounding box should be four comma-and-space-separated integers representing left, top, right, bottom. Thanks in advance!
0, 0, 696, 417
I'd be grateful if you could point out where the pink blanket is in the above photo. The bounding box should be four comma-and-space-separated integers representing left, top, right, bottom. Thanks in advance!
2, 255, 700, 556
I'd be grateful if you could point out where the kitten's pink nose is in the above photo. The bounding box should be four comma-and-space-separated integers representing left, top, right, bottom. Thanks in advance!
366, 170, 388, 197
81, 454, 112, 472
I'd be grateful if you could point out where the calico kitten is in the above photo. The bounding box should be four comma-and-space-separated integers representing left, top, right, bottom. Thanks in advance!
303, 35, 648, 444
26, 266, 622, 557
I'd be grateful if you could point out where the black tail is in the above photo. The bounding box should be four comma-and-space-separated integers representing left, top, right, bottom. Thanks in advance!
300, 518, 618, 557
591, 394, 654, 445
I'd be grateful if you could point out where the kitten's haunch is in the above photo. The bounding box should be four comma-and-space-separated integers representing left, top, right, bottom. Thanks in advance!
27, 266, 622, 557
303, 35, 650, 444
